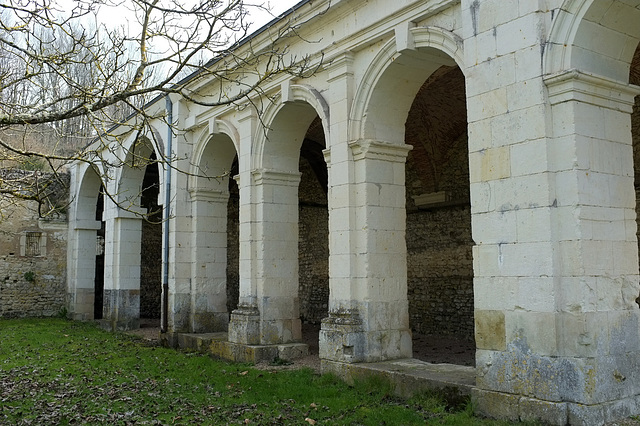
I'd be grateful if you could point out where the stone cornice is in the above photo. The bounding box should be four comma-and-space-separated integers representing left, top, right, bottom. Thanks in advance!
188, 188, 229, 202
251, 168, 302, 186
349, 139, 413, 162
544, 69, 640, 113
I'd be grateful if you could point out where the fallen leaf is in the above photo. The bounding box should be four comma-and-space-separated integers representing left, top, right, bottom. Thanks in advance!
305, 418, 316, 425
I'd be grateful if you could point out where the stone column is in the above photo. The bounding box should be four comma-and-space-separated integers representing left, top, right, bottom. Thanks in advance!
102, 207, 143, 330
229, 111, 261, 345
255, 168, 302, 344
189, 188, 230, 332
321, 139, 412, 363
470, 69, 640, 424
164, 97, 195, 336
67, 220, 101, 320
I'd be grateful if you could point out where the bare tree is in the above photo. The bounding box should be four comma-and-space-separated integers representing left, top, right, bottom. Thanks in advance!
0, 0, 319, 216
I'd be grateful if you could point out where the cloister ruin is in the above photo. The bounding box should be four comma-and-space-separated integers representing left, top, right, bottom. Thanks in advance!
66, 0, 640, 424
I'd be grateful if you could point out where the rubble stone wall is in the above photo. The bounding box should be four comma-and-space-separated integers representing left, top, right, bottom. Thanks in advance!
0, 172, 68, 318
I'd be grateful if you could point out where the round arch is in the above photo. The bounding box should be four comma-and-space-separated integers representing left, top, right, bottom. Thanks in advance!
544, 0, 640, 81
350, 26, 464, 144
190, 119, 240, 193
253, 84, 330, 171
74, 163, 104, 223
116, 134, 161, 208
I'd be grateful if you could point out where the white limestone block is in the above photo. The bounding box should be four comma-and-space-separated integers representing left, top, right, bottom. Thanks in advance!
469, 146, 511, 183
467, 119, 493, 153
474, 276, 517, 310
496, 15, 540, 56
516, 207, 552, 243
510, 138, 549, 177
472, 211, 518, 244
516, 277, 556, 312
499, 241, 554, 277
467, 87, 508, 122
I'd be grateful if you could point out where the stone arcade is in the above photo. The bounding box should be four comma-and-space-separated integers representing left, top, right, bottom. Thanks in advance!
67, 0, 640, 424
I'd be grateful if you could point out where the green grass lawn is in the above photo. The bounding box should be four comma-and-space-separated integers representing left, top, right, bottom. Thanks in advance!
0, 318, 518, 425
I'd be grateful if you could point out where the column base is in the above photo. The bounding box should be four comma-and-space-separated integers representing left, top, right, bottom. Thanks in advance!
68, 289, 95, 320
319, 308, 412, 363
228, 305, 260, 345
102, 289, 140, 331
319, 309, 366, 362
97, 317, 140, 332
168, 292, 191, 333
210, 340, 308, 363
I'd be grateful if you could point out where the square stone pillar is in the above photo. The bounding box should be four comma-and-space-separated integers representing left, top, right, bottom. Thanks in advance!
320, 139, 413, 363
102, 210, 143, 331
472, 70, 640, 425
229, 168, 302, 345
189, 188, 230, 332
67, 221, 101, 320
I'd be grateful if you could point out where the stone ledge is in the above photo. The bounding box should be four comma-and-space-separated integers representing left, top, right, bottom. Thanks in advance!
322, 358, 475, 403
171, 332, 309, 363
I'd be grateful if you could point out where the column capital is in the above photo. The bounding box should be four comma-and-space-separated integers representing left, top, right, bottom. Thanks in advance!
348, 139, 413, 162
322, 148, 331, 166
545, 69, 640, 113
188, 188, 229, 202
251, 168, 301, 186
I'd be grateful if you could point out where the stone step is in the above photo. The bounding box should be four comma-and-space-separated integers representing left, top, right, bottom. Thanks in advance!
322, 358, 475, 402
175, 332, 309, 363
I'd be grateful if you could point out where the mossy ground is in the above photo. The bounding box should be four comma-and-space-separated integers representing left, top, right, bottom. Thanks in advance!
0, 318, 523, 425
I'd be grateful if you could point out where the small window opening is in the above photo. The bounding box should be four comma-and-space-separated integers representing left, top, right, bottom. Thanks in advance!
25, 232, 42, 257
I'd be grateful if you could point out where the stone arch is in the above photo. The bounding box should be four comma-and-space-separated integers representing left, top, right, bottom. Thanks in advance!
190, 119, 240, 192
342, 25, 473, 364
68, 162, 105, 320
74, 163, 104, 222
187, 120, 241, 332
545, 0, 640, 81
254, 83, 330, 172
232, 82, 329, 347
100, 132, 163, 330
116, 135, 161, 209
350, 26, 464, 144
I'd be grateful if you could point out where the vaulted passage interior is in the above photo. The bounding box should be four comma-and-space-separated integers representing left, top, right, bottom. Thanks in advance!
405, 65, 474, 366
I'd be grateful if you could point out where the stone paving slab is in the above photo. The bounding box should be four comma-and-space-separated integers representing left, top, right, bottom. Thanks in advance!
322, 358, 476, 399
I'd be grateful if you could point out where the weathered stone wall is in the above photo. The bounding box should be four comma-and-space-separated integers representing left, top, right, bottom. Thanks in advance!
0, 172, 68, 318
226, 177, 240, 314
298, 156, 329, 324
140, 217, 162, 318
406, 206, 474, 337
